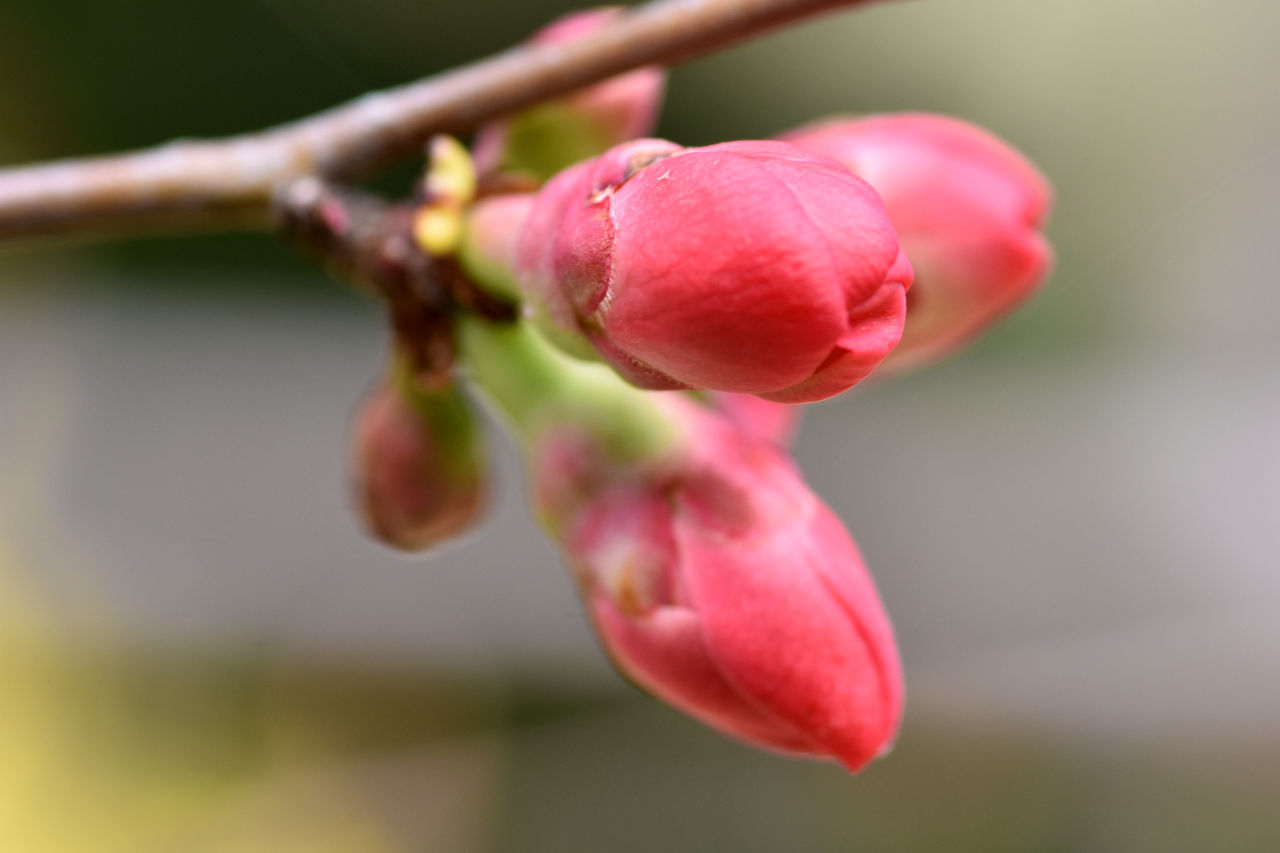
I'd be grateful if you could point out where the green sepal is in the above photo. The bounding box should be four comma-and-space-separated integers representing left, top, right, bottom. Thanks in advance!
456, 315, 678, 464
497, 104, 617, 182
389, 351, 484, 486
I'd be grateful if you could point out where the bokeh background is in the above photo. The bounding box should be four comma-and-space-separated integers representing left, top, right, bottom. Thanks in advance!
2, 0, 1279, 850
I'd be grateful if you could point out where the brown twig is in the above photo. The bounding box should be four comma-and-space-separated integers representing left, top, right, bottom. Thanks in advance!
275, 178, 516, 380
0, 0, 882, 246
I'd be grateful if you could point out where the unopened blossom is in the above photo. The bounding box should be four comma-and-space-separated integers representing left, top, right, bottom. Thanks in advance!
516, 138, 913, 403
528, 394, 902, 771
351, 376, 486, 551
783, 113, 1053, 372
472, 7, 666, 180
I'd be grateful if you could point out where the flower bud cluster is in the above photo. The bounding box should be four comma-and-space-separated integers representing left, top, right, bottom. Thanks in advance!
347, 9, 1054, 773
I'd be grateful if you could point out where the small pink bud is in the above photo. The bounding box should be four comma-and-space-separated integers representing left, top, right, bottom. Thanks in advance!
351, 378, 486, 551
783, 114, 1053, 372
517, 139, 913, 402
531, 396, 902, 771
473, 8, 667, 179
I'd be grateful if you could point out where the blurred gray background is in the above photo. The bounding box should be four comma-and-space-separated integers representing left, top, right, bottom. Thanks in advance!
1, 1, 1278, 850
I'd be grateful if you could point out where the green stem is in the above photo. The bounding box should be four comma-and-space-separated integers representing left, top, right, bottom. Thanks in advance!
388, 350, 483, 484
456, 314, 679, 461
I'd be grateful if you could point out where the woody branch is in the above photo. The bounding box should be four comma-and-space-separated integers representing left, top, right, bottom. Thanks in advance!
0, 0, 882, 246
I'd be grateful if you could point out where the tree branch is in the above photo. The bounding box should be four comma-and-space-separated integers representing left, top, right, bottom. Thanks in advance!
0, 0, 883, 246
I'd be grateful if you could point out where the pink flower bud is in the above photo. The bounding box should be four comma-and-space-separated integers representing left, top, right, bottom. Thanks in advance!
351, 378, 486, 551
782, 114, 1053, 372
473, 8, 666, 179
531, 396, 902, 771
517, 139, 914, 403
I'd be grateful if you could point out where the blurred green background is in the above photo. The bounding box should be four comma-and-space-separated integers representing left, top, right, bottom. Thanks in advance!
2, 1, 1279, 850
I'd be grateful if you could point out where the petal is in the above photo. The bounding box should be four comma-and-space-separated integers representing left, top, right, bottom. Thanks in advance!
674, 490, 903, 771
591, 598, 819, 754
761, 276, 908, 403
